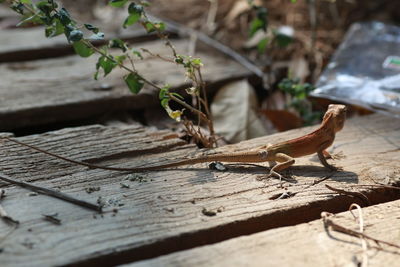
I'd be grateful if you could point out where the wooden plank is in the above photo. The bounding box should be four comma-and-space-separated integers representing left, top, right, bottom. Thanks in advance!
0, 5, 15, 19
0, 38, 250, 131
127, 199, 400, 267
0, 113, 399, 266
0, 26, 159, 62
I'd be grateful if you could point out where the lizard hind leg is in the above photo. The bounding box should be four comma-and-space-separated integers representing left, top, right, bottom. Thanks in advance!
267, 153, 295, 182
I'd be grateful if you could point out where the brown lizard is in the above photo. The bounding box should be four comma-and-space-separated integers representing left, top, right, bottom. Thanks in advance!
2, 104, 346, 181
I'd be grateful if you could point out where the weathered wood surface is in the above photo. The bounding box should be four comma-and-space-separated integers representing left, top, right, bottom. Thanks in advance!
128, 199, 400, 267
0, 24, 158, 62
0, 5, 15, 19
0, 113, 399, 266
0, 38, 250, 131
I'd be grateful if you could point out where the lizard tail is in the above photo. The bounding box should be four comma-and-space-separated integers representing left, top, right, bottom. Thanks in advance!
128, 150, 266, 171
3, 137, 264, 172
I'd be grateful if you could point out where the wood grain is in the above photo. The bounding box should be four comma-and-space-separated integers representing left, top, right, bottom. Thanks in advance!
0, 24, 161, 62
0, 113, 399, 266
0, 38, 250, 131
127, 199, 400, 267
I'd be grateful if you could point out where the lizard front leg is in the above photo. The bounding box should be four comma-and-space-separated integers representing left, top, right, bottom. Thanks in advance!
268, 153, 295, 181
317, 150, 338, 171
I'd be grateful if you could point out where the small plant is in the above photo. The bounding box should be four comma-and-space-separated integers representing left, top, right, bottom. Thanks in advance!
278, 78, 321, 125
247, 0, 294, 54
2, 0, 216, 147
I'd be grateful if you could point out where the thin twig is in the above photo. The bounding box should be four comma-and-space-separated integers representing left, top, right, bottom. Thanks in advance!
205, 0, 218, 33
0, 173, 102, 212
0, 203, 19, 225
325, 184, 371, 206
148, 14, 265, 78
307, 0, 317, 52
0, 189, 19, 225
140, 48, 175, 63
349, 203, 369, 267
321, 211, 400, 249
350, 184, 400, 190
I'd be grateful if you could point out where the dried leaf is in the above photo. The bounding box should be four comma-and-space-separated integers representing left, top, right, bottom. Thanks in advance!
261, 109, 302, 132
223, 0, 250, 28
211, 79, 267, 143
289, 56, 310, 83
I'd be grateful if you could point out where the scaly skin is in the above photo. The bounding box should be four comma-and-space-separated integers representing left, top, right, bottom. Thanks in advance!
2, 104, 347, 180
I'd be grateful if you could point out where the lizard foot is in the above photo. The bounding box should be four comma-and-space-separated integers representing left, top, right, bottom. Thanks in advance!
330, 151, 345, 160
256, 170, 293, 185
268, 170, 286, 183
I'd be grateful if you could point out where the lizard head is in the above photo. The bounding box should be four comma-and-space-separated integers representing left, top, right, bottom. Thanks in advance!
322, 104, 347, 133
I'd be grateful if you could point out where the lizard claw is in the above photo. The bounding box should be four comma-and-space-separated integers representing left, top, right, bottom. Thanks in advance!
269, 170, 293, 184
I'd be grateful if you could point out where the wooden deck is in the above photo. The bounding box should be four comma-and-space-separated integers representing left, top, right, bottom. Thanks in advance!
0, 114, 399, 266
1, 5, 400, 267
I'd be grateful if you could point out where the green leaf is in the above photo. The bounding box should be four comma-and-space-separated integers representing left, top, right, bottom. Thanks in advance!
159, 85, 170, 100
154, 22, 165, 31
174, 55, 184, 64
132, 49, 143, 59
10, 2, 24, 15
20, 0, 32, 4
72, 40, 94, 57
171, 92, 184, 100
45, 19, 64, 37
128, 3, 144, 14
274, 32, 293, 48
98, 56, 117, 77
256, 7, 268, 21
143, 21, 166, 33
123, 13, 141, 28
115, 55, 126, 64
89, 32, 105, 40
84, 23, 99, 34
257, 37, 268, 54
191, 58, 203, 67
159, 88, 167, 100
109, 0, 128, 7
94, 70, 100, 80
144, 22, 156, 33
58, 8, 71, 25
63, 24, 74, 39
68, 29, 83, 42
36, 1, 52, 15
249, 18, 265, 37
109, 38, 127, 52
124, 73, 144, 94
160, 98, 169, 108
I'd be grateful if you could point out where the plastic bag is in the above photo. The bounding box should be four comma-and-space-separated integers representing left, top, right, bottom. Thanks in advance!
312, 22, 400, 117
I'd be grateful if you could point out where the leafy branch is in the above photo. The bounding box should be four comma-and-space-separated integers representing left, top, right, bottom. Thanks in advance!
3, 0, 216, 147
